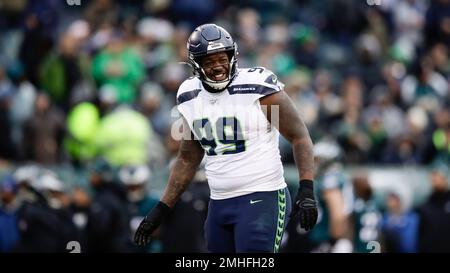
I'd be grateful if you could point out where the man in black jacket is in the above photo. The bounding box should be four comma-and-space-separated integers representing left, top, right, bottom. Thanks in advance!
418, 165, 450, 252
86, 159, 132, 252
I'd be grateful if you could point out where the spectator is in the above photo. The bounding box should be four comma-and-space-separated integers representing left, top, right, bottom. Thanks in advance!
8, 61, 37, 160
351, 172, 382, 253
91, 31, 145, 104
0, 176, 20, 252
64, 102, 100, 166
425, 0, 450, 48
95, 104, 152, 167
22, 93, 65, 165
69, 186, 91, 252
393, 0, 426, 48
12, 164, 41, 205
418, 164, 450, 252
15, 173, 78, 252
335, 76, 370, 163
0, 66, 15, 160
85, 158, 132, 252
380, 190, 419, 253
119, 165, 160, 252
431, 108, 450, 165
39, 28, 88, 112
401, 57, 448, 110
83, 0, 119, 32
18, 13, 53, 86
429, 42, 450, 78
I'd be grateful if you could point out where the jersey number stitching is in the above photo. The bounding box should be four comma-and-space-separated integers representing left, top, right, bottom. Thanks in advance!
193, 117, 245, 155
248, 67, 265, 73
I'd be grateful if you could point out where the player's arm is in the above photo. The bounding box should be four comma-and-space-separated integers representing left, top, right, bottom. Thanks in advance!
259, 90, 314, 181
134, 118, 204, 246
323, 188, 351, 243
323, 189, 353, 252
160, 128, 205, 208
260, 90, 317, 231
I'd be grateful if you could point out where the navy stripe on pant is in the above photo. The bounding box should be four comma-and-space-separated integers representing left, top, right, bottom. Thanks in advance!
204, 187, 291, 253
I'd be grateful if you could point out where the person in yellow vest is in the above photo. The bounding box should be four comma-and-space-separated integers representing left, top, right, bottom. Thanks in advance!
64, 102, 100, 166
432, 126, 450, 164
95, 105, 152, 167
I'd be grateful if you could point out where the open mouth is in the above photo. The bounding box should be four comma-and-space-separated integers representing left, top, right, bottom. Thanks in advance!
212, 73, 227, 81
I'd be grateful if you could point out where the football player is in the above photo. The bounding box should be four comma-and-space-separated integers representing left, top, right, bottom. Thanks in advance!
134, 24, 317, 253
308, 141, 352, 253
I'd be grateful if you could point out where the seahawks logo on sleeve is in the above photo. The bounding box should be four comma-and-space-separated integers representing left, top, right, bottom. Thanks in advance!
228, 67, 284, 97
246, 67, 284, 90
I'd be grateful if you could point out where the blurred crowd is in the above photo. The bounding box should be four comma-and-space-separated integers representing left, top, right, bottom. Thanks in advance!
283, 140, 450, 253
0, 0, 450, 252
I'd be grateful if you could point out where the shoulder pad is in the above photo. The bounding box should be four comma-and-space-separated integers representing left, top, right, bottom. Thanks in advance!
237, 67, 283, 88
228, 67, 283, 97
176, 77, 201, 105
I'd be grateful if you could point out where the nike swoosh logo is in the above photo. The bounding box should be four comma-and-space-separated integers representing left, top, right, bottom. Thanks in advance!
250, 199, 263, 204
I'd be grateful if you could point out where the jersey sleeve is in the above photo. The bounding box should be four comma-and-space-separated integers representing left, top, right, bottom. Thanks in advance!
259, 68, 285, 95
176, 78, 200, 118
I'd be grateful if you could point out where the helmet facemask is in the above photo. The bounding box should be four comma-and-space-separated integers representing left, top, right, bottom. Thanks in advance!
189, 49, 238, 92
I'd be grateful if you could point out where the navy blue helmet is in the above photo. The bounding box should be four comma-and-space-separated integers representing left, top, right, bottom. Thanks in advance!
187, 24, 238, 91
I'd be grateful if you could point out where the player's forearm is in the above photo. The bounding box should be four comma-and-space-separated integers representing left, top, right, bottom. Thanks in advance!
260, 91, 315, 181
160, 155, 201, 208
329, 211, 350, 241
292, 136, 315, 181
325, 190, 349, 239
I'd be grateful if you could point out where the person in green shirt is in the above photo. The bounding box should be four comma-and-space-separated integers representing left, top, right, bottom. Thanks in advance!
91, 32, 145, 104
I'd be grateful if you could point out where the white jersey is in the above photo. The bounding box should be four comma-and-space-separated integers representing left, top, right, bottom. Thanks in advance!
176, 67, 287, 200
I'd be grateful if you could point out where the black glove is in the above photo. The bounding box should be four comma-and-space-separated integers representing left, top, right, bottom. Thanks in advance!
292, 179, 318, 231
134, 201, 170, 247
